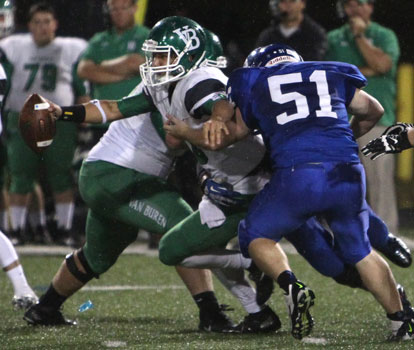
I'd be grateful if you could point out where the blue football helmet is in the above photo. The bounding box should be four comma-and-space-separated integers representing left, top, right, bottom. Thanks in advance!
244, 44, 303, 68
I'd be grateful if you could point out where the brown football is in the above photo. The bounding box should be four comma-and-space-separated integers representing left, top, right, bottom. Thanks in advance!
19, 93, 56, 153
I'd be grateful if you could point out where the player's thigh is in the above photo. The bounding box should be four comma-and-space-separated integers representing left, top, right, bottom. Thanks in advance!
83, 209, 138, 275
158, 210, 246, 266
6, 115, 38, 193
79, 160, 193, 235
243, 167, 322, 240
325, 163, 371, 265
43, 123, 77, 192
286, 217, 346, 278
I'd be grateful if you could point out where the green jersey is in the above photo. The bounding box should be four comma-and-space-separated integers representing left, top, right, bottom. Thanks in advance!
81, 25, 149, 100
326, 22, 400, 126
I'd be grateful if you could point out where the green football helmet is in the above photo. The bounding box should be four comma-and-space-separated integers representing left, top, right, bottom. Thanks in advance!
203, 29, 227, 68
0, 0, 14, 38
140, 16, 207, 87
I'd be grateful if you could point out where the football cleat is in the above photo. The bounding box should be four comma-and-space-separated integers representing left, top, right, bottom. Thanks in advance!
24, 303, 77, 326
378, 233, 412, 268
247, 262, 275, 306
284, 281, 315, 340
199, 304, 237, 333
235, 305, 281, 333
12, 294, 38, 310
388, 310, 414, 341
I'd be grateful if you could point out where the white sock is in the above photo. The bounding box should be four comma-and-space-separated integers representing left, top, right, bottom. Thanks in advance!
6, 264, 34, 296
0, 231, 18, 267
55, 202, 74, 230
180, 249, 252, 270
212, 268, 262, 314
9, 206, 27, 230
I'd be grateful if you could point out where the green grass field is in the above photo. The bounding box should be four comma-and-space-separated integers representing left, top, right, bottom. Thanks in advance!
1, 250, 413, 350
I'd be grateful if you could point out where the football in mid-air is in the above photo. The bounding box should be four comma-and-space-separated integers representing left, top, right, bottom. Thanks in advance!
19, 93, 56, 153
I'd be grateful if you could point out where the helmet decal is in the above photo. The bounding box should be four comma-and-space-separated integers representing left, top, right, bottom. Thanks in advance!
172, 26, 201, 51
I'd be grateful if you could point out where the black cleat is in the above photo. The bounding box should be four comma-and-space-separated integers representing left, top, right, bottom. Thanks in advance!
199, 304, 237, 333
285, 281, 315, 340
378, 233, 412, 268
24, 303, 77, 326
235, 305, 281, 333
388, 310, 414, 341
247, 262, 275, 306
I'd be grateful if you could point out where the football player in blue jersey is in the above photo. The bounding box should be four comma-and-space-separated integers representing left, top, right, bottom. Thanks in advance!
198, 44, 414, 341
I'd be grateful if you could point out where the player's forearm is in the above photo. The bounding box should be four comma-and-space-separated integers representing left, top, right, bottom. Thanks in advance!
58, 99, 123, 124
355, 37, 392, 75
75, 95, 90, 105
77, 60, 126, 83
211, 99, 235, 122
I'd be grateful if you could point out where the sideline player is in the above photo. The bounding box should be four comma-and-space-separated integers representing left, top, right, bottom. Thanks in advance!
0, 3, 89, 246
0, 35, 37, 309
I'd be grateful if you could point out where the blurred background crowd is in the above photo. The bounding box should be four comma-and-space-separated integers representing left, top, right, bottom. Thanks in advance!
2, 0, 414, 248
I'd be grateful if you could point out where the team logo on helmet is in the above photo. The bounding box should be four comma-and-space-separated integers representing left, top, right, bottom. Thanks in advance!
172, 26, 201, 51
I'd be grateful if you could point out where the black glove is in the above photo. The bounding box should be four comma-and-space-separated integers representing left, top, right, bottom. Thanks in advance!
361, 129, 412, 160
382, 122, 414, 137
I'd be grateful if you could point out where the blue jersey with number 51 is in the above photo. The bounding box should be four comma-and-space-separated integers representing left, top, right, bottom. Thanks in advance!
227, 62, 367, 168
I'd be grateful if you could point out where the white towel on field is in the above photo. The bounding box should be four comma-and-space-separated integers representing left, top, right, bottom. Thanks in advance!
199, 196, 226, 228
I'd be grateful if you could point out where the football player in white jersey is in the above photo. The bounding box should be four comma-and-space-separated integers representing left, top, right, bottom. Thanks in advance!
0, 2, 90, 246
23, 23, 279, 333
0, 1, 37, 309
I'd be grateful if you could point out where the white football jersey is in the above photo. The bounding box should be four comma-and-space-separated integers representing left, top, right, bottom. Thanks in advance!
87, 83, 182, 179
145, 66, 268, 194
0, 34, 87, 111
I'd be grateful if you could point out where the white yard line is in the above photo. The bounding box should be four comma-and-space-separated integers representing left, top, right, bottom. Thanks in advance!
15, 236, 414, 257
80, 285, 185, 292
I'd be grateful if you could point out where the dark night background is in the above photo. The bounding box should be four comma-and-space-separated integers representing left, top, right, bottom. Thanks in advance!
12, 0, 414, 65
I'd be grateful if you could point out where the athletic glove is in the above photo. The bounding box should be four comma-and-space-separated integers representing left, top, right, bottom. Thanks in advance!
201, 178, 244, 207
361, 129, 412, 160
382, 122, 414, 137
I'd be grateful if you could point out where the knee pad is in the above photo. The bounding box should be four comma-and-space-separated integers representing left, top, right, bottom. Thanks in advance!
333, 265, 365, 290
65, 248, 99, 283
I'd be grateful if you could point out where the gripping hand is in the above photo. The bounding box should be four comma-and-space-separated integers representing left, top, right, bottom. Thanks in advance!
202, 178, 244, 207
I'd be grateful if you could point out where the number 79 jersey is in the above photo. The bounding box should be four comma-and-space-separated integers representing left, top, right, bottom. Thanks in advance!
0, 33, 87, 111
227, 61, 367, 168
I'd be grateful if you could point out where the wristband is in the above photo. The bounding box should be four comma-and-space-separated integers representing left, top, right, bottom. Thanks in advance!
60, 105, 86, 123
91, 99, 108, 124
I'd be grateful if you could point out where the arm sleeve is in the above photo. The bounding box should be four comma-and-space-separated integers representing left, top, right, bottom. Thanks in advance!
184, 78, 226, 118
117, 92, 156, 118
334, 63, 367, 106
